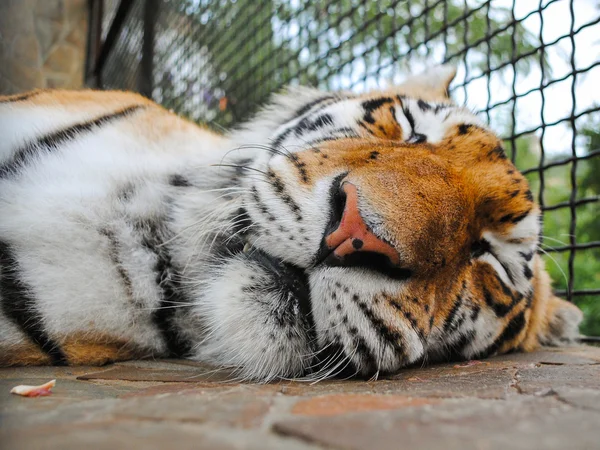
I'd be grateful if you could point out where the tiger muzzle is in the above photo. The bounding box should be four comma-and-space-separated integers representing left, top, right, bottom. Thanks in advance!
317, 181, 411, 280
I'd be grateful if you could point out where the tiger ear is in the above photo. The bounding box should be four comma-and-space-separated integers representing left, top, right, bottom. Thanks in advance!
398, 65, 457, 99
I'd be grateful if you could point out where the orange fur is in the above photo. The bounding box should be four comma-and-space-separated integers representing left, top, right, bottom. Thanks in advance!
0, 343, 51, 366
0, 333, 145, 367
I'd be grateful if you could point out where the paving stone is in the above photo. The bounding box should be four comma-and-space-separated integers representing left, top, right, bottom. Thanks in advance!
0, 364, 111, 380
270, 379, 377, 397
118, 381, 237, 398
114, 358, 234, 372
375, 365, 518, 399
273, 397, 600, 450
272, 361, 519, 400
114, 388, 276, 428
553, 387, 600, 412
2, 346, 599, 449
77, 364, 234, 383
3, 385, 277, 431
516, 363, 600, 394
491, 346, 600, 365
0, 377, 141, 416
2, 421, 319, 450
291, 393, 442, 416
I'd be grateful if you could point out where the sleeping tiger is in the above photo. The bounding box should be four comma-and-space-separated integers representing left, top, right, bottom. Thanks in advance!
0, 65, 583, 381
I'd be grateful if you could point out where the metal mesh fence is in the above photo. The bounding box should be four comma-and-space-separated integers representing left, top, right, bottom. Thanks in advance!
87, 0, 600, 336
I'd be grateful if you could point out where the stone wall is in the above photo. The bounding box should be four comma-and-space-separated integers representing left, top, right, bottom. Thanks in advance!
0, 0, 88, 95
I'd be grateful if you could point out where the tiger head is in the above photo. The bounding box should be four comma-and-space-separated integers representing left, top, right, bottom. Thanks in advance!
211, 66, 582, 380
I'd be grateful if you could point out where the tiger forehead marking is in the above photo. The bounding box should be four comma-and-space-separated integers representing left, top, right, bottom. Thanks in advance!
0, 66, 582, 381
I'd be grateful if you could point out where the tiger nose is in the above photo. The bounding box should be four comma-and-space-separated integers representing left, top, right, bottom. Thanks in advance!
325, 183, 401, 266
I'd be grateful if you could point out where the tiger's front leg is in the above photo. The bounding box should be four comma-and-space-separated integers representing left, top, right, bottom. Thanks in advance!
189, 248, 315, 381
192, 248, 314, 380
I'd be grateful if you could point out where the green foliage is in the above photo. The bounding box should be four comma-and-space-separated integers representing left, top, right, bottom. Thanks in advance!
160, 0, 543, 126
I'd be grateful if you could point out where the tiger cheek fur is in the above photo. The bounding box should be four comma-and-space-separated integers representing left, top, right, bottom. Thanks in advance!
0, 66, 583, 381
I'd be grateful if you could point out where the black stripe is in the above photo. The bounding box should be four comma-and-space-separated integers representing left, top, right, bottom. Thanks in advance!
99, 227, 137, 307
458, 123, 472, 135
250, 186, 277, 222
134, 219, 192, 358
355, 294, 405, 357
0, 90, 45, 103
245, 248, 314, 339
478, 310, 526, 358
357, 120, 376, 136
510, 210, 531, 224
330, 127, 359, 137
400, 103, 426, 145
307, 114, 334, 131
0, 241, 67, 365
470, 304, 481, 321
434, 103, 449, 113
417, 99, 432, 112
525, 289, 534, 307
0, 105, 146, 178
398, 97, 416, 132
494, 273, 516, 300
267, 169, 303, 218
294, 113, 335, 137
523, 263, 534, 280
443, 293, 464, 332
519, 250, 534, 261
169, 174, 192, 187
487, 247, 516, 286
230, 207, 253, 237
388, 299, 426, 344
288, 154, 310, 185
487, 145, 507, 160
388, 105, 399, 127
446, 329, 477, 361
305, 127, 359, 146
362, 97, 394, 124
271, 127, 293, 150
293, 95, 336, 118
499, 213, 515, 223
348, 331, 377, 376
270, 99, 338, 149
362, 97, 394, 113
483, 286, 512, 318
312, 337, 359, 379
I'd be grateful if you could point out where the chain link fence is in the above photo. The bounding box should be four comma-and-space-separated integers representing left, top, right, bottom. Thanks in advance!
86, 0, 600, 337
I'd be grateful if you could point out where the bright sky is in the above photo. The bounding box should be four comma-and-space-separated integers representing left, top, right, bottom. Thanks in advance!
461, 0, 600, 157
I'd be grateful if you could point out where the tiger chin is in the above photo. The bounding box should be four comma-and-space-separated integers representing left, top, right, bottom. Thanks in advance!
0, 65, 583, 381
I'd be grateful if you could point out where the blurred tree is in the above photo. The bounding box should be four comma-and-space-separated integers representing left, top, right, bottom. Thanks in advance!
519, 120, 600, 336
149, 0, 541, 127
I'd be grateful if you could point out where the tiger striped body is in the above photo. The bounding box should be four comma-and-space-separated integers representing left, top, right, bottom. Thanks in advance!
0, 67, 582, 381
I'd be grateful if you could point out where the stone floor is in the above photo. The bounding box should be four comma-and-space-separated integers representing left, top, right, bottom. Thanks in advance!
1, 345, 599, 450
